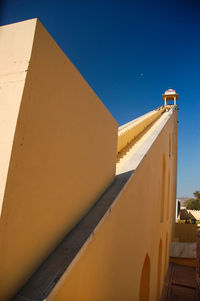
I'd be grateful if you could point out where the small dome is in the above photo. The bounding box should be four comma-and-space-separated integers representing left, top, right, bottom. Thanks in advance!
164, 88, 176, 95
162, 88, 178, 102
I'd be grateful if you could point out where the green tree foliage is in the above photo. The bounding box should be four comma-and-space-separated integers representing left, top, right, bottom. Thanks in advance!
186, 190, 200, 210
186, 199, 200, 210
193, 190, 200, 200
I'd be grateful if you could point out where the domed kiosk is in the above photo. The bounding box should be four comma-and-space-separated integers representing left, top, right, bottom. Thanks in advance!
162, 88, 179, 106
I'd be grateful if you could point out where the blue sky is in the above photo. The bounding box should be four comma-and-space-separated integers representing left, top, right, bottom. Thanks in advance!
0, 0, 199, 197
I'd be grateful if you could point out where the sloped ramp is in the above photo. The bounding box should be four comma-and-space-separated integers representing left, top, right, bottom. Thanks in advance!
14, 107, 177, 301
14, 171, 133, 301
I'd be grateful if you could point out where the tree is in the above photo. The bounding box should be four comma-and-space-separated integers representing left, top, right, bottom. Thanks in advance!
193, 190, 200, 200
186, 190, 200, 210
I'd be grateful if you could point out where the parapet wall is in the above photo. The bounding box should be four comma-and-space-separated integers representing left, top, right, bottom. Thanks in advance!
45, 108, 178, 301
0, 19, 118, 301
174, 223, 197, 242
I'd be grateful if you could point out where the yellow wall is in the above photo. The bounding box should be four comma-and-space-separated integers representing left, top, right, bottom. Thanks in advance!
0, 19, 118, 300
47, 110, 178, 301
174, 223, 197, 242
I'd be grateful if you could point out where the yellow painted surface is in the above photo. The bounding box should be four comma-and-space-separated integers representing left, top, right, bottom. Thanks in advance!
47, 110, 178, 301
174, 223, 197, 242
0, 19, 118, 300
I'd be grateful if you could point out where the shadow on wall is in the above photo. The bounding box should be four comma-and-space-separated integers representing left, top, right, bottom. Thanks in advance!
12, 170, 135, 301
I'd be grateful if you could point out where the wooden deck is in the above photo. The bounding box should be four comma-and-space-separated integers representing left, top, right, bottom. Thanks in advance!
160, 263, 196, 301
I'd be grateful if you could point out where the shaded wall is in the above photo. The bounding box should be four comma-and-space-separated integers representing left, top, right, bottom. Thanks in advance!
174, 223, 197, 242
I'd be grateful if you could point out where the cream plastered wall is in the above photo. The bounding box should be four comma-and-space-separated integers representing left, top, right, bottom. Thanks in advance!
0, 19, 36, 213
47, 110, 178, 301
0, 19, 118, 301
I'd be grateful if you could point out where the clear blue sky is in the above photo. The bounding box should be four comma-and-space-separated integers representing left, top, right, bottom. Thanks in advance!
0, 0, 199, 197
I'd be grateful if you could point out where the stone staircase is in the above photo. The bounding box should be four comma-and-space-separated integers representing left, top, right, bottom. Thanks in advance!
116, 107, 172, 174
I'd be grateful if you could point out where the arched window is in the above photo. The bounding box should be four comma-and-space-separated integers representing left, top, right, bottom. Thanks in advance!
156, 239, 162, 300
139, 254, 150, 301
160, 153, 166, 222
